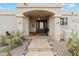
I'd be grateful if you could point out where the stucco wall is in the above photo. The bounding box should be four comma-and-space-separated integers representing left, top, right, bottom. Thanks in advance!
29, 18, 36, 32
16, 3, 62, 8
60, 11, 78, 31
16, 3, 62, 17
60, 13, 79, 41
77, 16, 79, 32
0, 15, 17, 35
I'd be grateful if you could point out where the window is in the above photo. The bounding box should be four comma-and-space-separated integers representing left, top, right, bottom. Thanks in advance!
60, 18, 68, 25
39, 22, 44, 29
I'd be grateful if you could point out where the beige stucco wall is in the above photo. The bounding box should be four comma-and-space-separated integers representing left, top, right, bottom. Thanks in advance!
60, 11, 79, 41
0, 11, 17, 35
77, 15, 79, 32
16, 3, 62, 8
16, 3, 62, 17
29, 17, 36, 32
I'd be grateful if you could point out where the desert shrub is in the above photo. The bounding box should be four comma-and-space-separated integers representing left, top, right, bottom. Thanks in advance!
0, 31, 24, 53
67, 31, 79, 56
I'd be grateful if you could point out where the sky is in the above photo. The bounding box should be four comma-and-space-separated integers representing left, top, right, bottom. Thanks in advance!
62, 3, 79, 11
0, 3, 79, 11
0, 3, 16, 10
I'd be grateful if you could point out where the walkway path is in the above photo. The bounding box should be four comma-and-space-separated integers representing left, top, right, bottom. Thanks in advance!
26, 36, 54, 56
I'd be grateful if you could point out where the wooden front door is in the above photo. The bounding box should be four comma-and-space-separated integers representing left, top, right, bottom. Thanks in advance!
36, 20, 47, 33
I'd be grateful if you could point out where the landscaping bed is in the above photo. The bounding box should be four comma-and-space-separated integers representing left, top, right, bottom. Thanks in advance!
0, 31, 26, 56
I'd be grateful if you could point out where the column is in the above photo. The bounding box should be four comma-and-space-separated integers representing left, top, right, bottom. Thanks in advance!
49, 16, 54, 36
23, 17, 29, 36
16, 16, 24, 32
54, 17, 60, 42
17, 16, 29, 36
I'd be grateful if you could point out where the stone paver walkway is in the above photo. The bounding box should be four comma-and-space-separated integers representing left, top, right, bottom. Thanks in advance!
26, 36, 54, 56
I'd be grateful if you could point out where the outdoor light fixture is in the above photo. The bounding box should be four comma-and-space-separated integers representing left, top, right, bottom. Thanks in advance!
37, 17, 41, 20
37, 15, 41, 20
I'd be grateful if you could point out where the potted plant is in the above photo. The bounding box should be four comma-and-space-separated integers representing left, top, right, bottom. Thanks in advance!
44, 27, 49, 36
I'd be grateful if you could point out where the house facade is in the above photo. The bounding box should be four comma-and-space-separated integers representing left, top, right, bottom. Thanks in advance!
0, 3, 79, 42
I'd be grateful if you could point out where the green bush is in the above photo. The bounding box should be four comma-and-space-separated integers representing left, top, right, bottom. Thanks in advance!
0, 45, 11, 52
9, 31, 24, 48
67, 31, 79, 56
0, 31, 24, 52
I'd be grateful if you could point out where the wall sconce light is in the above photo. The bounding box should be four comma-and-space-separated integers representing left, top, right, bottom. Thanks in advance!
37, 17, 41, 20
37, 15, 41, 20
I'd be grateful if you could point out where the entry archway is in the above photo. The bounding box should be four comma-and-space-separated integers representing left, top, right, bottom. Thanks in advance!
23, 10, 54, 35
23, 10, 54, 17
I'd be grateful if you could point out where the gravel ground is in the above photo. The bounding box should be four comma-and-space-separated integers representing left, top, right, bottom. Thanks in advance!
47, 39, 72, 56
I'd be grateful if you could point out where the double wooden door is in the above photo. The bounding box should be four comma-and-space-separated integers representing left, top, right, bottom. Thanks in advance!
36, 20, 47, 33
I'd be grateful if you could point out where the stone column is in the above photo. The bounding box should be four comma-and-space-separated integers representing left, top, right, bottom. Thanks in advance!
54, 16, 60, 42
16, 16, 24, 32
49, 16, 54, 36
16, 16, 29, 36
23, 17, 29, 36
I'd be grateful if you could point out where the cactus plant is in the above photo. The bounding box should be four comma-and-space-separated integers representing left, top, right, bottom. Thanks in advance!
0, 45, 11, 52
0, 31, 24, 54
67, 30, 79, 56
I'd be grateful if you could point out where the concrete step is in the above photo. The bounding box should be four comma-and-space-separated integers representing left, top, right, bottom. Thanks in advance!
26, 50, 54, 56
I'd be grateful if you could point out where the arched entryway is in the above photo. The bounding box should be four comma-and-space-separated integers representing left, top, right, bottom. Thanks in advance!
23, 10, 54, 36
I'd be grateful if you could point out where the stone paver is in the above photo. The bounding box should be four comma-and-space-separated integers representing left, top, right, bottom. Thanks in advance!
26, 36, 53, 56
47, 39, 72, 56
26, 50, 53, 56
10, 39, 31, 56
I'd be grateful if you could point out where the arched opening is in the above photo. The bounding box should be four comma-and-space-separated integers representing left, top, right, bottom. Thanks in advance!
23, 10, 54, 17
23, 10, 54, 35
